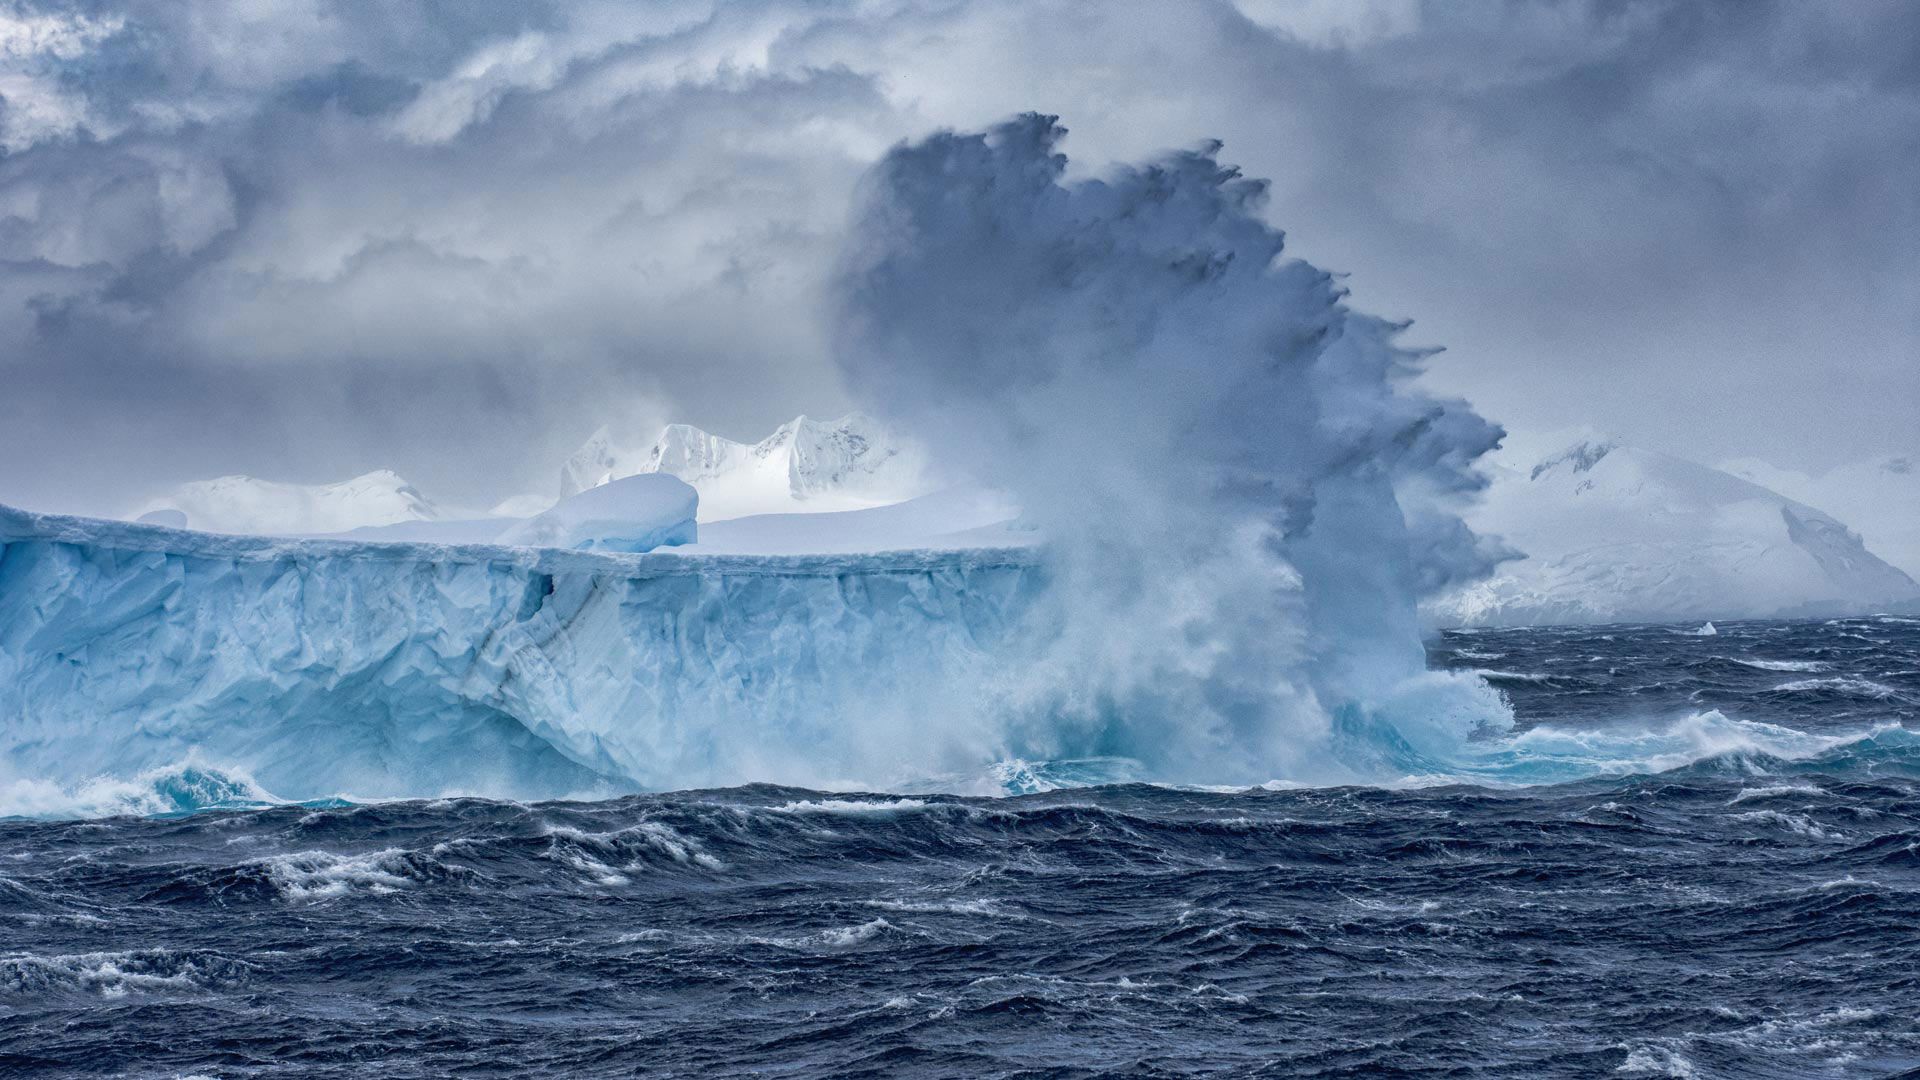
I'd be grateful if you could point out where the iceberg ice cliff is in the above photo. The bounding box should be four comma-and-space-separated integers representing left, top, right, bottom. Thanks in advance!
0, 504, 1040, 805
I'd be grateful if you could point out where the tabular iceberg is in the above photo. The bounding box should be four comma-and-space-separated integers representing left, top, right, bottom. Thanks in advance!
0, 504, 1040, 806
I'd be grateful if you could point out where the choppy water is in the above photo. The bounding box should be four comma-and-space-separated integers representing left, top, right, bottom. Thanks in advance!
4, 617, 1918, 1078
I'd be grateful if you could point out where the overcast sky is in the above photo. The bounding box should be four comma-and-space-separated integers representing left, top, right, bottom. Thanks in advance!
2, 0, 1914, 515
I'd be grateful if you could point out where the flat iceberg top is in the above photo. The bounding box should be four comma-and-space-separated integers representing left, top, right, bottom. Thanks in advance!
308, 485, 1035, 558
688, 487, 1034, 555
0, 503, 1039, 578
497, 474, 698, 553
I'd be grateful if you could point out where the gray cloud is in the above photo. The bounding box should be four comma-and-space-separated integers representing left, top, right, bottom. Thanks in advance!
0, 0, 1913, 515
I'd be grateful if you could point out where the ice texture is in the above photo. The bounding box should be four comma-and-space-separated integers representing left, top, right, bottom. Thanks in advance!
496, 474, 698, 553
0, 504, 1040, 802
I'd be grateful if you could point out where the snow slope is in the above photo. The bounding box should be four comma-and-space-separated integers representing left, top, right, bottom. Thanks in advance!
0, 503, 1040, 803
1430, 438, 1919, 626
557, 413, 926, 520
131, 470, 441, 536
1721, 455, 1920, 580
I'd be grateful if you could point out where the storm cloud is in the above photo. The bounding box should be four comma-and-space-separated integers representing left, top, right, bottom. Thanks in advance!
1, 0, 1913, 515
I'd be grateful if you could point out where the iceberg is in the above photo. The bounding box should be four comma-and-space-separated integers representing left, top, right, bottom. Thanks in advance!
0, 503, 1041, 805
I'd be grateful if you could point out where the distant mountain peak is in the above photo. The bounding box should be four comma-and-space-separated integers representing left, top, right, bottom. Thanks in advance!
1528, 438, 1617, 481
1430, 437, 1918, 626
556, 412, 925, 520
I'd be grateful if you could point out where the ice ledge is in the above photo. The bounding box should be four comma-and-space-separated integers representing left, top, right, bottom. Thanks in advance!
0, 504, 1041, 578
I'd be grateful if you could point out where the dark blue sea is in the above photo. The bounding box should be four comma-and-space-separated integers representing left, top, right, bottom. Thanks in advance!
4, 617, 1918, 1078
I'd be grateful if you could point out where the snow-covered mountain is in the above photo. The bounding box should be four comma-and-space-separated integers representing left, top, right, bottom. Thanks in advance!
1429, 437, 1919, 626
557, 413, 926, 521
1721, 455, 1919, 580
131, 470, 441, 536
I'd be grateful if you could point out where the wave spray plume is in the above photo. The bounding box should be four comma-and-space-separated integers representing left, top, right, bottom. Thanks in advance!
834, 115, 1514, 785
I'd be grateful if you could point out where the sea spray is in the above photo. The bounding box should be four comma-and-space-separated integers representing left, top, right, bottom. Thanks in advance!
835, 115, 1514, 783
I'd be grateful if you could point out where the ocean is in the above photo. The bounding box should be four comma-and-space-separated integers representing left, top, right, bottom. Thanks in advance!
3, 616, 1917, 1078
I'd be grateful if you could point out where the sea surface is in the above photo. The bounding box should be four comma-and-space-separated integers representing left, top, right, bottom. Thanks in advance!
4, 617, 1918, 1078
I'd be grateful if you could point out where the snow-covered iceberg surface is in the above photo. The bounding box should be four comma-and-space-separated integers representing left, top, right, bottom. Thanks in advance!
496, 474, 697, 553
0, 504, 1041, 805
131, 470, 442, 535
1429, 438, 1919, 626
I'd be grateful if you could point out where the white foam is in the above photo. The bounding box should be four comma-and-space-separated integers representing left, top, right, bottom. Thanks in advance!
255, 849, 444, 900
771, 799, 931, 816
1472, 669, 1553, 683
1727, 810, 1844, 841
1728, 784, 1825, 804
540, 820, 722, 870
1772, 676, 1897, 699
754, 918, 898, 950
0, 949, 249, 998
1616, 1044, 1697, 1078
1727, 658, 1828, 672
0, 760, 278, 820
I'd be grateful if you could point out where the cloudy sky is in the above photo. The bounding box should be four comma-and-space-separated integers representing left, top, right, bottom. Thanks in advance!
2, 0, 1914, 515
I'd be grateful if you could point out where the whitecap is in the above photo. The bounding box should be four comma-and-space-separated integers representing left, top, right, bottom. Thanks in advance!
255, 848, 453, 900
754, 918, 899, 950
1727, 809, 1844, 841
1728, 784, 1825, 804
1725, 657, 1828, 673
771, 798, 930, 815
1616, 1044, 1696, 1077
1771, 676, 1897, 699
0, 948, 251, 998
1472, 669, 1553, 683
0, 760, 280, 820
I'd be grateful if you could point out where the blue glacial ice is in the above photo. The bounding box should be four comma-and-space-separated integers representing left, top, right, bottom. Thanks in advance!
0, 503, 1042, 805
